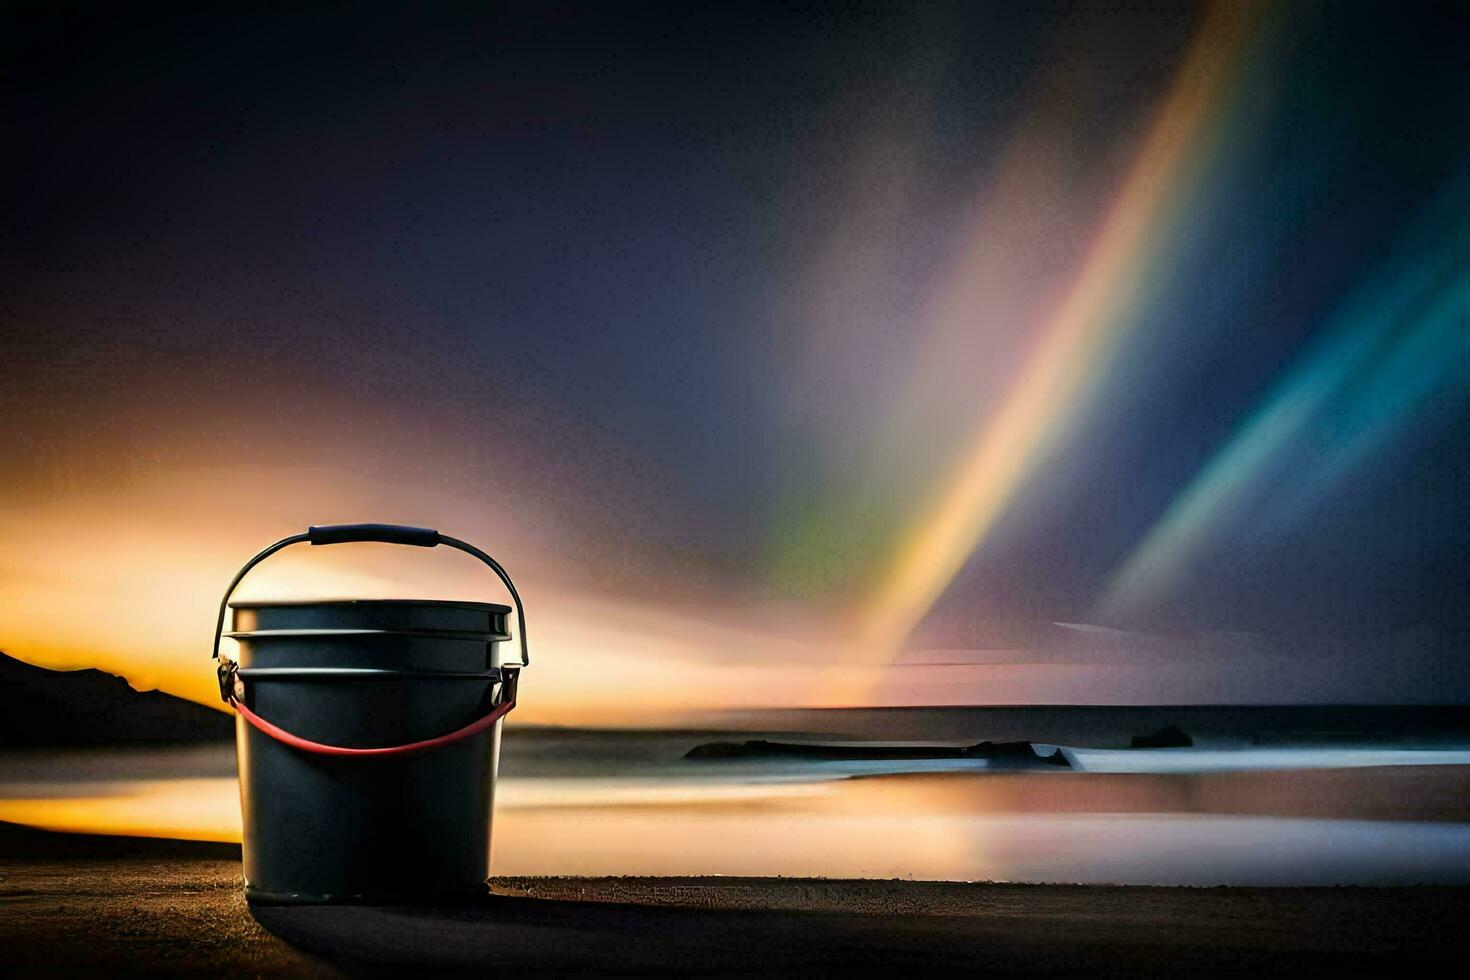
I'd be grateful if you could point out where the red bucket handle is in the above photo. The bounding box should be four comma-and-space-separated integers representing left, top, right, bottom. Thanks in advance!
211, 523, 528, 756
225, 676, 515, 757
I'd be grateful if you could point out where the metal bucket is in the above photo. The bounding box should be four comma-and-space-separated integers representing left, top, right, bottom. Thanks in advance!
210, 524, 529, 904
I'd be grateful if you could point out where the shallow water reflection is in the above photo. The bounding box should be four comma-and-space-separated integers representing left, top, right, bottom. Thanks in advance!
3, 740, 1470, 885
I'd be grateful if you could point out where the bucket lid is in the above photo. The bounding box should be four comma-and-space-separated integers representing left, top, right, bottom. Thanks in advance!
229, 598, 511, 639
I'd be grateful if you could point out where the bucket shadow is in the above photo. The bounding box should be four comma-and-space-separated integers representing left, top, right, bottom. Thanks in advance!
246, 883, 1470, 976
248, 892, 988, 975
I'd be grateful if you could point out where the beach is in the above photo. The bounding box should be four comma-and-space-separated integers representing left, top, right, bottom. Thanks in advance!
3, 822, 1467, 976
6, 710, 1470, 973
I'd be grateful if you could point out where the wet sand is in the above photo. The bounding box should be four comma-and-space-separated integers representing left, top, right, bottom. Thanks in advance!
2, 822, 1467, 976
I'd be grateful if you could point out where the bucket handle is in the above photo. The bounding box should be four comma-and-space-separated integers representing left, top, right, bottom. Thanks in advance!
211, 524, 527, 756
224, 680, 516, 757
210, 523, 529, 669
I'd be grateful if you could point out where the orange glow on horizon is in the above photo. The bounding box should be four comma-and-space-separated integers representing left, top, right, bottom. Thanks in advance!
0, 467, 852, 725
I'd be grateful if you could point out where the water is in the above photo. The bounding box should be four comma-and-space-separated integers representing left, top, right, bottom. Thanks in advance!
3, 728, 1469, 885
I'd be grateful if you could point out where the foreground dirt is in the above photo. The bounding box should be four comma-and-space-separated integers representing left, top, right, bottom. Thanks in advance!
2, 823, 1467, 976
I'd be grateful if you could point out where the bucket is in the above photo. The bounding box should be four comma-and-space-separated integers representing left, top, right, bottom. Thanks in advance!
210, 523, 529, 904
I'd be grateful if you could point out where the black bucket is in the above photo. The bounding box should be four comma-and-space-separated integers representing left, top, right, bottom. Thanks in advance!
210, 524, 529, 904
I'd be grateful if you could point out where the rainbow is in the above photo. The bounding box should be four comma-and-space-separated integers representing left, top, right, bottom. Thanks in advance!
1099, 169, 1470, 620
847, 2, 1265, 672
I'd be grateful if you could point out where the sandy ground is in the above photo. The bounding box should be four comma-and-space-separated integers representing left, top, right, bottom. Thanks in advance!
2, 823, 1468, 977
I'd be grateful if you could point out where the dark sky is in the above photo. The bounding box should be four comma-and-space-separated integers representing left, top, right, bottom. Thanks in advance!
4, 2, 1469, 712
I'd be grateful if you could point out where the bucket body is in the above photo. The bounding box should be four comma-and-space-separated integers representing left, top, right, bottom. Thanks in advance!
230, 599, 511, 903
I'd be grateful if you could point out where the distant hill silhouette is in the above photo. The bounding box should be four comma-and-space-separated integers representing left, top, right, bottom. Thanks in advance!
0, 650, 232, 745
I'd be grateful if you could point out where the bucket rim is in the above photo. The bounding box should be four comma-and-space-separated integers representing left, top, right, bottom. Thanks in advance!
226, 627, 510, 641
228, 597, 513, 613
235, 666, 505, 680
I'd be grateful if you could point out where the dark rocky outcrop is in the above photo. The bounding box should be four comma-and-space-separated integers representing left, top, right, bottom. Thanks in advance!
963, 740, 1071, 767
685, 739, 971, 761
684, 738, 1071, 768
1130, 724, 1193, 749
